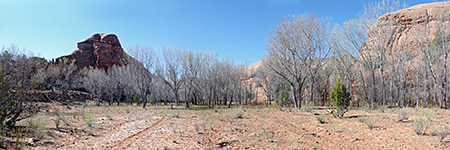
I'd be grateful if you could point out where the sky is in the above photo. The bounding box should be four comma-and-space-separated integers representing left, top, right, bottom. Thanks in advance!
0, 0, 437, 65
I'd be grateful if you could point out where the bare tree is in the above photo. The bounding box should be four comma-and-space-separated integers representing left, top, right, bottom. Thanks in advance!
82, 67, 110, 105
181, 51, 203, 108
431, 22, 450, 108
127, 45, 155, 108
333, 0, 404, 108
256, 62, 283, 107
43, 57, 78, 103
156, 47, 184, 106
265, 14, 330, 109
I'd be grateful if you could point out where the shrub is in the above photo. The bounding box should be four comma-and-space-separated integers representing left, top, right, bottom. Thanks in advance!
431, 123, 450, 142
82, 111, 98, 135
82, 112, 94, 128
412, 109, 435, 135
379, 105, 388, 113
133, 93, 140, 104
0, 66, 41, 127
329, 77, 351, 119
14, 127, 23, 149
301, 101, 314, 112
54, 108, 69, 128
233, 106, 245, 119
359, 116, 377, 130
316, 114, 326, 124
397, 109, 409, 122
0, 125, 6, 147
412, 117, 427, 135
26, 116, 47, 141
358, 115, 366, 123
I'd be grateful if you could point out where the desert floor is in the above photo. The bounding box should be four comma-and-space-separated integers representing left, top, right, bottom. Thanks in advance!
7, 103, 450, 150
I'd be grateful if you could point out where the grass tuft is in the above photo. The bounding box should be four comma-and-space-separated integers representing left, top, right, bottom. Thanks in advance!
27, 116, 47, 141
397, 108, 409, 122
300, 101, 314, 113
411, 109, 435, 135
316, 114, 327, 124
359, 116, 377, 130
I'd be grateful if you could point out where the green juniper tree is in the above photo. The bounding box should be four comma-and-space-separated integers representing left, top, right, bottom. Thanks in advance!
330, 77, 351, 119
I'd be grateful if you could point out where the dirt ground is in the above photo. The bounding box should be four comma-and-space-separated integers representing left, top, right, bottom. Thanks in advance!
7, 103, 450, 149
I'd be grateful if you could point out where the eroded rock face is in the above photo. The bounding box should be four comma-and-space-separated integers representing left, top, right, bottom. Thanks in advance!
59, 33, 128, 70
368, 1, 450, 55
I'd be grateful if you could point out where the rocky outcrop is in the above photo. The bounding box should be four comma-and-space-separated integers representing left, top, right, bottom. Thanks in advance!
58, 33, 129, 70
368, 1, 450, 55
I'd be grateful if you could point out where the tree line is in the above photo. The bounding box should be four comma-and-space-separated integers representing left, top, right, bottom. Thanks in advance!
82, 47, 256, 109
263, 0, 450, 109
2, 0, 450, 128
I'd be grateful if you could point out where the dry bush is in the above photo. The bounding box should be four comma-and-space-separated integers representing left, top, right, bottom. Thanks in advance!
81, 110, 97, 135
379, 105, 388, 113
106, 110, 114, 121
82, 112, 94, 128
397, 109, 409, 122
359, 116, 377, 130
0, 125, 6, 148
26, 116, 47, 141
54, 108, 69, 128
233, 106, 245, 119
431, 122, 450, 142
300, 101, 314, 113
316, 114, 327, 124
412, 109, 435, 135
14, 127, 24, 149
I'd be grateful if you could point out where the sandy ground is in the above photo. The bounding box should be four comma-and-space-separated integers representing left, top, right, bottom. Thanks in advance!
6, 104, 450, 149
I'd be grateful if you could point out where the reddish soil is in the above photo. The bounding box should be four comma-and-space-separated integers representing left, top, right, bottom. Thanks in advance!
8, 104, 450, 149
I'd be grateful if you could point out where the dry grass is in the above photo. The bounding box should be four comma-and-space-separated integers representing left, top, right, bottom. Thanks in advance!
397, 108, 409, 122
412, 109, 436, 135
359, 115, 378, 130
26, 116, 47, 141
3, 104, 450, 149
316, 114, 327, 124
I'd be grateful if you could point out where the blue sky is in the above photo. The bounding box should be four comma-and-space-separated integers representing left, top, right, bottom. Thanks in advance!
0, 0, 435, 65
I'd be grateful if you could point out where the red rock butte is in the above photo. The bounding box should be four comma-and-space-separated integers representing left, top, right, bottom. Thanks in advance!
58, 33, 129, 70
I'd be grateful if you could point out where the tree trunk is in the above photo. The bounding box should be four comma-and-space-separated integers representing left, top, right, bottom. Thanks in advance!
291, 85, 302, 109
291, 85, 298, 109
228, 94, 233, 108
175, 90, 180, 106
310, 77, 315, 106
360, 69, 369, 107
442, 51, 448, 108
371, 69, 377, 108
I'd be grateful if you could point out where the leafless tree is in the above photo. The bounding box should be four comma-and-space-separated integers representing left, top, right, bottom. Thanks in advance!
256, 62, 284, 107
181, 51, 203, 108
156, 47, 184, 106
430, 17, 450, 108
42, 57, 78, 103
265, 14, 330, 109
82, 67, 110, 105
333, 0, 404, 108
127, 45, 155, 108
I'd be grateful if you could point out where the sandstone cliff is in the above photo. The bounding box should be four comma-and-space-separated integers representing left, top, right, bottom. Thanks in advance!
368, 1, 450, 55
58, 33, 129, 70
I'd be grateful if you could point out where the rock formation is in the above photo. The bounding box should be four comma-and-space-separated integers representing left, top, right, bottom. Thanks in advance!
58, 33, 129, 70
367, 1, 450, 56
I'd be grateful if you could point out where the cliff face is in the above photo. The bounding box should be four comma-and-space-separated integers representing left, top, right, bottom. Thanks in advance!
367, 1, 450, 55
58, 33, 129, 70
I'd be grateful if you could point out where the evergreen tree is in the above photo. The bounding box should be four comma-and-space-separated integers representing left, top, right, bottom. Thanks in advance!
330, 77, 351, 118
